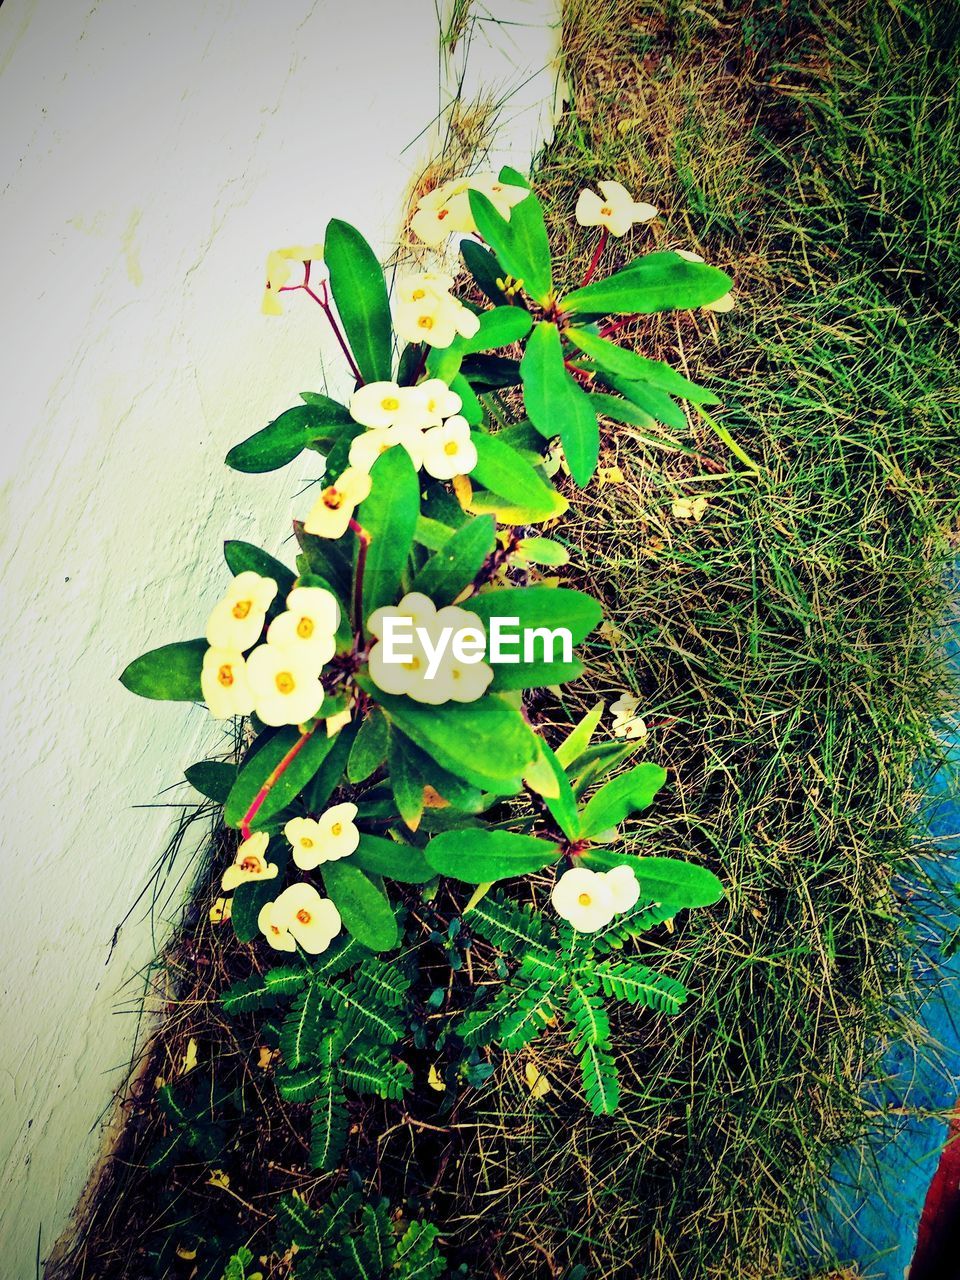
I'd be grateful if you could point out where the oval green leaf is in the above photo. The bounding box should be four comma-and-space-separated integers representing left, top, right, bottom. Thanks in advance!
120, 638, 206, 701
321, 861, 399, 950
424, 828, 560, 884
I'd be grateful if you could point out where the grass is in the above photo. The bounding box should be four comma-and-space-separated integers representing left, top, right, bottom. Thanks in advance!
424, 1, 960, 1276
54, 2, 960, 1278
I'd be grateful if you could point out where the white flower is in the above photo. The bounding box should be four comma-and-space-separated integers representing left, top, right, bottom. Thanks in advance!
394, 277, 480, 349
575, 181, 657, 237
349, 425, 426, 474
415, 378, 462, 425
303, 467, 372, 539
258, 882, 342, 955
245, 643, 325, 727
610, 692, 648, 742
421, 415, 478, 480
350, 381, 408, 429
409, 174, 527, 246
605, 864, 641, 913
201, 647, 255, 718
205, 572, 278, 652
551, 867, 616, 932
266, 586, 339, 667
221, 831, 279, 892
672, 496, 708, 522
367, 593, 492, 705
286, 802, 360, 870
610, 693, 640, 722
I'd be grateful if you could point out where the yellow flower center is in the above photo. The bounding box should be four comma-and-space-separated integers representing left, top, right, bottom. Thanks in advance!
275, 671, 296, 694
322, 486, 344, 510
296, 616, 314, 639
600, 205, 613, 216
402, 656, 421, 672
381, 397, 400, 411
232, 599, 252, 619
578, 892, 592, 907
418, 315, 434, 330
411, 288, 426, 300
443, 440, 459, 456
296, 908, 312, 925
331, 822, 342, 837
270, 924, 281, 936
217, 664, 234, 687
240, 856, 261, 872
300, 836, 314, 849
437, 209, 449, 222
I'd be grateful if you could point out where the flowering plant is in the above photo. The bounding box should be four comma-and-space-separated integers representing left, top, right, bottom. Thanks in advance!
121, 168, 726, 1164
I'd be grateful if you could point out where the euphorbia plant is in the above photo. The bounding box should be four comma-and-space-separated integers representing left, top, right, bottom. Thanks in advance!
121, 167, 726, 1160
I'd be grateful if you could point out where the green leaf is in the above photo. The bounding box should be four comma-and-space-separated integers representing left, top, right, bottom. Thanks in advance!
184, 760, 237, 803
555, 701, 604, 768
356, 446, 420, 623
450, 372, 483, 424
321, 861, 399, 951
221, 965, 307, 1015
579, 852, 724, 909
324, 218, 392, 382
594, 958, 689, 1013
589, 391, 658, 431
535, 740, 581, 840
457, 306, 532, 354
411, 515, 495, 603
566, 976, 610, 1051
224, 728, 337, 830
302, 718, 357, 812
498, 164, 531, 189
414, 513, 458, 552
363, 681, 537, 792
562, 251, 732, 316
225, 400, 352, 473
461, 238, 510, 305
389, 727, 425, 831
568, 327, 718, 404
461, 353, 522, 390
471, 431, 562, 516
350, 833, 434, 884
578, 762, 668, 837
516, 536, 569, 567
347, 706, 389, 783
309, 1045, 348, 1171
520, 323, 598, 485
468, 585, 601, 690
468, 189, 553, 304
600, 375, 687, 430
424, 828, 560, 883
223, 540, 296, 597
579, 1041, 620, 1115
119, 639, 205, 701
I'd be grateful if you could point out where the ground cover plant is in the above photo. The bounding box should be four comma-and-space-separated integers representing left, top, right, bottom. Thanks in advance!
55, 2, 960, 1278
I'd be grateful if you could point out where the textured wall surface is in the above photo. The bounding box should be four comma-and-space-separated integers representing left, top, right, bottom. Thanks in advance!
0, 1, 558, 1270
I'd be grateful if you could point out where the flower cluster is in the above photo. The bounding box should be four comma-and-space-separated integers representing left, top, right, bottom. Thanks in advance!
201, 573, 339, 726
410, 171, 528, 247
367, 591, 493, 705
575, 181, 656, 237
551, 863, 641, 932
394, 271, 480, 349
347, 377, 478, 480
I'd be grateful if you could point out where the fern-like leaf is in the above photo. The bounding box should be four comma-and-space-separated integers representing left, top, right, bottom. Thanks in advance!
280, 983, 331, 1068
316, 979, 405, 1045
339, 1045, 412, 1100
310, 1088, 349, 1172
221, 965, 306, 1016
458, 975, 540, 1047
498, 981, 559, 1051
360, 1200, 396, 1274
351, 957, 412, 1009
468, 894, 554, 959
565, 976, 610, 1053
594, 959, 688, 1013
394, 1220, 445, 1280
588, 902, 680, 955
579, 1041, 620, 1116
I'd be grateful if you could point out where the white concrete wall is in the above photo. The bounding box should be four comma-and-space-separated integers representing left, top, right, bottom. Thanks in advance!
0, 0, 558, 1271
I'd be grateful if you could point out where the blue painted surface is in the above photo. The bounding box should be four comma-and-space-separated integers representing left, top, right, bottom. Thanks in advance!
811, 574, 960, 1278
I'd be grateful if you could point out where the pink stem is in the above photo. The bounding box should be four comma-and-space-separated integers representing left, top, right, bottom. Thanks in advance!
581, 228, 608, 286
240, 729, 316, 839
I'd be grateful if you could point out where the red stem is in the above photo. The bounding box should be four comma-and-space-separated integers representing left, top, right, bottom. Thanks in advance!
241, 728, 316, 839
581, 228, 608, 286
303, 282, 364, 384
350, 518, 371, 632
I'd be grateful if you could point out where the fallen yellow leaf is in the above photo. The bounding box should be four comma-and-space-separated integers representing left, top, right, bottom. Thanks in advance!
427, 1064, 446, 1092
524, 1061, 551, 1099
180, 1038, 198, 1075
